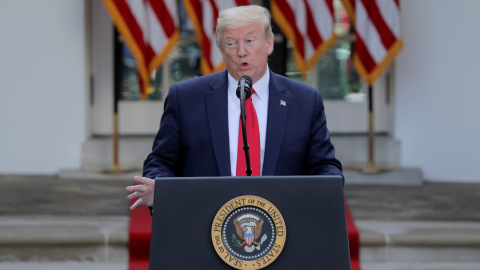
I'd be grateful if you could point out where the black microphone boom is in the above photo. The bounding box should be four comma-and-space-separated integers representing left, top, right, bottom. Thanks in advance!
236, 75, 253, 176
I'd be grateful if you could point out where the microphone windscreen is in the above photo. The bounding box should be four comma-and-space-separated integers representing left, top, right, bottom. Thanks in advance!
240, 75, 252, 85
236, 75, 253, 100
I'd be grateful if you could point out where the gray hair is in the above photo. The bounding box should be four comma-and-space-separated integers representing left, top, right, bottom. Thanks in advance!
215, 5, 274, 47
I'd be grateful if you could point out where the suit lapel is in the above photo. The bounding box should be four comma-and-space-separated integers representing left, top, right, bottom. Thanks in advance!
205, 70, 231, 176
263, 71, 290, 175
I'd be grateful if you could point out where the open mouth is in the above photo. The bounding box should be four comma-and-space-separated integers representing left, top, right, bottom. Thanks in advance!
240, 62, 249, 69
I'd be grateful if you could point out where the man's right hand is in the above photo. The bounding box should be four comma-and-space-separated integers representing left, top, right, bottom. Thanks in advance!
126, 176, 155, 210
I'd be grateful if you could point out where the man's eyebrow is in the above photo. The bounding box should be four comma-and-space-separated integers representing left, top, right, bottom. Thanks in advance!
244, 30, 257, 37
223, 30, 258, 40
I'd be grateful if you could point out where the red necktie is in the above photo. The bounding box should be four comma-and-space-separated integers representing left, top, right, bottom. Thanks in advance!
236, 89, 261, 176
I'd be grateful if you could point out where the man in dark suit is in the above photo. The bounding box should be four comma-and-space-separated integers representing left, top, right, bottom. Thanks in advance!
126, 5, 342, 210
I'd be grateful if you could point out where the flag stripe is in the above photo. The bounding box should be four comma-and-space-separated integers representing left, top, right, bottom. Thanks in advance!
146, 2, 167, 55
208, 0, 219, 35
353, 0, 403, 85
289, 0, 309, 57
114, 0, 147, 65
238, 0, 250, 6
307, 0, 332, 43
190, 0, 203, 23
234, 0, 245, 6
208, 0, 222, 68
272, 0, 336, 77
146, 44, 156, 63
305, 1, 322, 50
356, 0, 386, 63
355, 33, 376, 73
148, 0, 176, 38
215, 0, 237, 14
183, 0, 211, 74
360, 0, 395, 49
164, 0, 178, 27
125, 0, 147, 40
375, 0, 400, 38
288, 0, 313, 58
325, 0, 334, 14
104, 0, 179, 99
276, 0, 305, 58
202, 0, 215, 70
183, 0, 248, 75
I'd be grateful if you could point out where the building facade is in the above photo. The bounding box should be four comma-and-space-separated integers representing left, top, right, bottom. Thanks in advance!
1, 0, 479, 182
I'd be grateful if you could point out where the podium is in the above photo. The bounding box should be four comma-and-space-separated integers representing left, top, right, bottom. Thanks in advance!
149, 175, 351, 269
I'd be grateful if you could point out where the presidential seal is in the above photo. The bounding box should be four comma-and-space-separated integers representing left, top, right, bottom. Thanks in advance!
211, 195, 286, 269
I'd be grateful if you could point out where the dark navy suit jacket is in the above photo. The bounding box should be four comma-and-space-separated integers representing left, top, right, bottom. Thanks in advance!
143, 69, 342, 180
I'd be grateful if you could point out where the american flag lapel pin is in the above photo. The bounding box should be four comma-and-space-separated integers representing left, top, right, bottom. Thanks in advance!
280, 100, 286, 106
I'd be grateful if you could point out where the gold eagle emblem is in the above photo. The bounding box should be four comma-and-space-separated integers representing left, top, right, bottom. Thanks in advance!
233, 213, 267, 253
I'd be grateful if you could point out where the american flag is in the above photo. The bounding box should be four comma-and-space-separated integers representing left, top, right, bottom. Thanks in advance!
104, 0, 180, 100
341, 0, 403, 85
182, 0, 250, 75
271, 0, 337, 79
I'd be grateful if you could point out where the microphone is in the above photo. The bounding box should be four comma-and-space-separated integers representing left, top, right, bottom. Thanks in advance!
236, 75, 252, 100
236, 75, 253, 176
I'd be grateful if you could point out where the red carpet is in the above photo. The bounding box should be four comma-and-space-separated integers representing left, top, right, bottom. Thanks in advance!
128, 198, 361, 270
128, 199, 151, 270
345, 199, 362, 270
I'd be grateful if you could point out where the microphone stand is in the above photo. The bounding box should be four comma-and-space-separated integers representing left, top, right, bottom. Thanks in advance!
239, 79, 252, 176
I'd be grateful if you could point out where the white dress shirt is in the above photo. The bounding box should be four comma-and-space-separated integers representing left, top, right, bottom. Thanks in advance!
227, 70, 270, 176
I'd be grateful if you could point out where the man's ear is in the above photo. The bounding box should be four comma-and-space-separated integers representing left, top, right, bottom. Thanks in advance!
218, 42, 226, 61
267, 36, 274, 55
220, 49, 225, 61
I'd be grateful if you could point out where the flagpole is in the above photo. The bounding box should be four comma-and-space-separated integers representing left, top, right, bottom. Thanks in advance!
339, 0, 403, 174
113, 28, 122, 172
366, 85, 378, 173
343, 81, 400, 173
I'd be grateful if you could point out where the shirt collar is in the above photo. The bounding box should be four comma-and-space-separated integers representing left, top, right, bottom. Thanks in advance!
227, 68, 270, 102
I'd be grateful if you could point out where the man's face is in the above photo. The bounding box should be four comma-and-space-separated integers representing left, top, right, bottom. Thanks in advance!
220, 22, 274, 84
